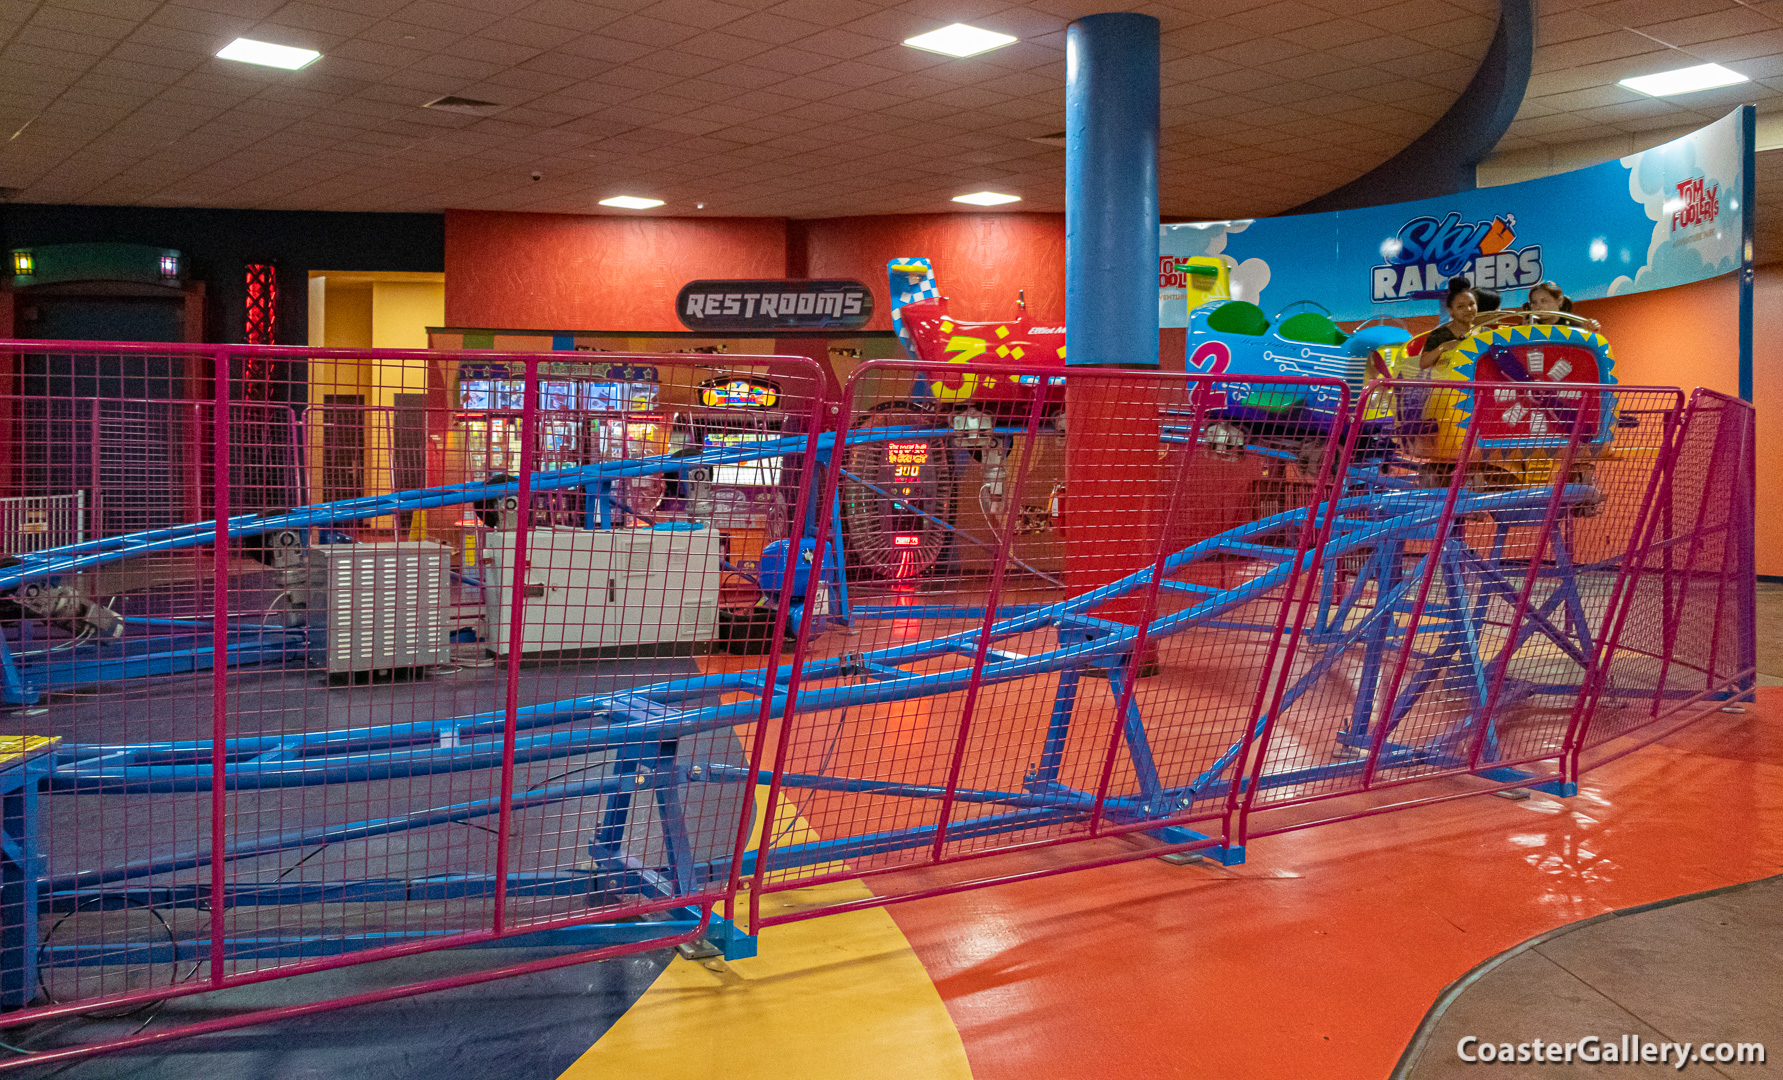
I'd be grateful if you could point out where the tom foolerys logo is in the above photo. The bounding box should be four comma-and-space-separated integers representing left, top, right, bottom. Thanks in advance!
1370, 212, 1544, 302
1669, 176, 1720, 233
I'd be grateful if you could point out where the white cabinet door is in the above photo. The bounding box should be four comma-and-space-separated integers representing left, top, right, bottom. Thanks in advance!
484, 526, 719, 654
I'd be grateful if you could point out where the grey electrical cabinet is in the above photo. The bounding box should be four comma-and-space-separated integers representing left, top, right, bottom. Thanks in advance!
321, 541, 452, 674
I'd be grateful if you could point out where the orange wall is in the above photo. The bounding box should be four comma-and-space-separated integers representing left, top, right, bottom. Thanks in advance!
1752, 269, 1781, 578
1575, 271, 1778, 576
443, 210, 788, 332
443, 210, 1068, 336
804, 213, 1066, 331
1573, 275, 1740, 396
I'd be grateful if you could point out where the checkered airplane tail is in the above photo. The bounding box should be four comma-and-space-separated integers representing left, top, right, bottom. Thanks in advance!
888, 257, 944, 360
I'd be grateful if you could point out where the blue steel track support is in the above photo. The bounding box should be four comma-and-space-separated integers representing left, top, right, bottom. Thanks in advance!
0, 636, 38, 706
1106, 666, 1166, 815
1337, 541, 1403, 749
1033, 662, 1082, 784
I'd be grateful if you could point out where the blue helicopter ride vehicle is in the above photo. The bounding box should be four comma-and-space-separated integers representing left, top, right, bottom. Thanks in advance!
1181, 293, 1411, 465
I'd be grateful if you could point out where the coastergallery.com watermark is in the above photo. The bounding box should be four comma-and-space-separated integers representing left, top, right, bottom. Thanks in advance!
1457, 1035, 1765, 1068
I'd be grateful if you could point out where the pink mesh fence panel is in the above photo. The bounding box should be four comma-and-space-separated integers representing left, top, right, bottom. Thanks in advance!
1572, 388, 1757, 765
0, 336, 1755, 1067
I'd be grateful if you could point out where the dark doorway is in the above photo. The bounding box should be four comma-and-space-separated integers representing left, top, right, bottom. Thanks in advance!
321, 394, 366, 505
392, 393, 428, 494
16, 295, 185, 343
392, 392, 428, 533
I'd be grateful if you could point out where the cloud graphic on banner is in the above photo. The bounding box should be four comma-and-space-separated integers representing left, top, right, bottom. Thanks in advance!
1159, 220, 1271, 324
1167, 218, 1252, 258
1228, 257, 1272, 304
1183, 220, 1272, 306
1609, 122, 1741, 296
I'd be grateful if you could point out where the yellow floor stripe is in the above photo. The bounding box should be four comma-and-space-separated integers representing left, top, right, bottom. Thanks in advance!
557, 790, 972, 1080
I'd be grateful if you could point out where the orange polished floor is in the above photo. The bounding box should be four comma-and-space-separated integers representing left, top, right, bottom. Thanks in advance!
879, 688, 1782, 1079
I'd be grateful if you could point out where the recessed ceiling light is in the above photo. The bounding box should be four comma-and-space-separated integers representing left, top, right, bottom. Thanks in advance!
903, 23, 1017, 59
953, 191, 1021, 206
1619, 63, 1747, 97
216, 38, 320, 70
600, 195, 664, 209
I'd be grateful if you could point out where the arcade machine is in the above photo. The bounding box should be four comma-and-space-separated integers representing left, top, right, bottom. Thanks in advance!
666, 374, 835, 652
581, 364, 672, 527
838, 403, 954, 581
457, 365, 525, 481
669, 375, 792, 575
459, 362, 669, 530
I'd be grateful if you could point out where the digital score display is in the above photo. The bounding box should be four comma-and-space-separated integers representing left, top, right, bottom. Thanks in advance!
887, 441, 931, 480
699, 378, 779, 409
840, 420, 948, 581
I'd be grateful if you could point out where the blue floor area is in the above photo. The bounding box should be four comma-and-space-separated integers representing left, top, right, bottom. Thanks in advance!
5, 944, 672, 1078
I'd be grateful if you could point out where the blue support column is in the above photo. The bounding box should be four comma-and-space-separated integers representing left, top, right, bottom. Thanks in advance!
1738, 103, 1755, 404
1064, 12, 1159, 368
1736, 105, 1758, 699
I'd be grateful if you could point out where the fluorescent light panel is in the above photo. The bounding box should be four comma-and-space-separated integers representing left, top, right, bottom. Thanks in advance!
1619, 63, 1746, 97
216, 37, 320, 70
903, 23, 1017, 58
953, 191, 1020, 206
600, 195, 664, 209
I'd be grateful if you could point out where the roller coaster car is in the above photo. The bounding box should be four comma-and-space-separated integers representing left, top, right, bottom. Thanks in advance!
1407, 313, 1620, 491
888, 257, 1066, 418
1184, 300, 1410, 462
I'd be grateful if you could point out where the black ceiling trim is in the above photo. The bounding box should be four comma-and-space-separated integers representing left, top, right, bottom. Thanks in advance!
1286, 0, 1534, 215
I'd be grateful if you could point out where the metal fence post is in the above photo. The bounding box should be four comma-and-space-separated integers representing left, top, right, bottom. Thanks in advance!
209, 348, 231, 983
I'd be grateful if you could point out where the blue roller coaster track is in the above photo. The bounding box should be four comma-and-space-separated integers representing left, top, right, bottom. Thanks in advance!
6, 420, 1612, 968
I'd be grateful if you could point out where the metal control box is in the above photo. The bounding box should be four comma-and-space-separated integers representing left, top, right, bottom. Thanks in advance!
481, 524, 721, 656
321, 541, 452, 674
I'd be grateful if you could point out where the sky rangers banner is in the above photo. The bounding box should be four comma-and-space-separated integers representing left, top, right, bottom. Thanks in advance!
1161, 109, 1746, 326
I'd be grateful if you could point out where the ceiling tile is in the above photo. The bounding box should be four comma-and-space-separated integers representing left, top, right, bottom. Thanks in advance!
1577, 0, 1733, 27
1225, 1, 1334, 34
1277, 17, 1378, 48
5, 41, 105, 70
556, 33, 655, 63
1206, 35, 1309, 66
1685, 28, 1783, 63
517, 51, 614, 79
30, 5, 143, 39
635, 0, 757, 28
388, 1, 504, 35
596, 13, 705, 46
